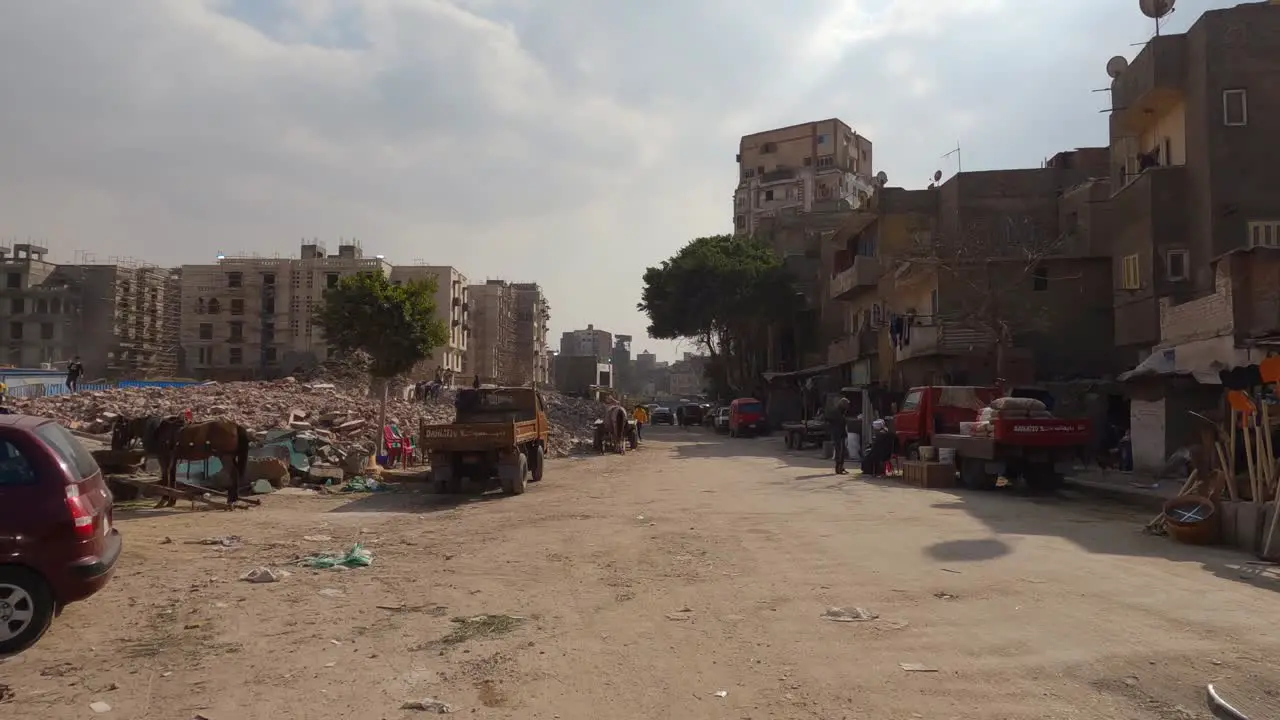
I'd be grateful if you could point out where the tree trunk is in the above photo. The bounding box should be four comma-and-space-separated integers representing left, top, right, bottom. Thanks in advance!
376, 377, 389, 442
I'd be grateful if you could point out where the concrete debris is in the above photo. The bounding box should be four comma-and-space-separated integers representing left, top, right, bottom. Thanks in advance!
13, 374, 608, 459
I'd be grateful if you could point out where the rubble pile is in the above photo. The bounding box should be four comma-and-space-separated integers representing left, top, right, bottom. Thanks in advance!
12, 377, 608, 458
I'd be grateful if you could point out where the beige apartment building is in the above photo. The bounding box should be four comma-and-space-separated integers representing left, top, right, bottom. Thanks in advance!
512, 282, 551, 385
466, 280, 517, 384
734, 118, 877, 237
558, 324, 612, 362
178, 242, 392, 379
389, 265, 469, 377
0, 244, 179, 376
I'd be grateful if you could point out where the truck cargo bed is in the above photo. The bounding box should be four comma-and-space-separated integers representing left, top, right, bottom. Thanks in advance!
420, 419, 539, 452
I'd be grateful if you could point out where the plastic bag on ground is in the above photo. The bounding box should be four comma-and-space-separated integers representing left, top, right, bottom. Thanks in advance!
302, 543, 373, 569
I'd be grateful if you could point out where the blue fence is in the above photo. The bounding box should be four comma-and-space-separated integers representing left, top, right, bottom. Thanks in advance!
3, 377, 200, 399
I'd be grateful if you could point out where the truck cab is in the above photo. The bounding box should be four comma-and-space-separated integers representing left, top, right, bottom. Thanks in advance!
894, 385, 1002, 458
421, 386, 550, 496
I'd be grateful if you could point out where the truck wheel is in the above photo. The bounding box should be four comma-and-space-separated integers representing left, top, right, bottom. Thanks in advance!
784, 432, 795, 450
529, 445, 545, 482
434, 464, 462, 494
0, 566, 55, 656
500, 453, 528, 496
960, 458, 997, 491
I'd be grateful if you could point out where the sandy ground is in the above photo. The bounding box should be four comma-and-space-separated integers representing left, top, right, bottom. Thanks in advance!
3, 426, 1280, 719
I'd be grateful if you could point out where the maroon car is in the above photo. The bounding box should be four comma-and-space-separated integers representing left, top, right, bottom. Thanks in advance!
0, 415, 120, 656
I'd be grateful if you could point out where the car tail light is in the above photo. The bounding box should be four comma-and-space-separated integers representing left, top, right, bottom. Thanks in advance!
65, 484, 95, 539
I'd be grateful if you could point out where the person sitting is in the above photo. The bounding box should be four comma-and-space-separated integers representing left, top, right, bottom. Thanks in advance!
861, 419, 894, 477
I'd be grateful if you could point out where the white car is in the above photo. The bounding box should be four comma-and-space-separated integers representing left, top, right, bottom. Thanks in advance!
714, 407, 730, 432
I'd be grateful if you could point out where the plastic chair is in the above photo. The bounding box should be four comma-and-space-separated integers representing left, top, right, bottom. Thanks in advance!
382, 425, 405, 468
389, 423, 417, 467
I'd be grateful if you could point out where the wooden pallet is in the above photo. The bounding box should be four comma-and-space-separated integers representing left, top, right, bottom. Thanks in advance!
900, 460, 956, 489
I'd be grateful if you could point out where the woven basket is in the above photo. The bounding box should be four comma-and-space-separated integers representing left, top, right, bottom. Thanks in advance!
1163, 496, 1218, 545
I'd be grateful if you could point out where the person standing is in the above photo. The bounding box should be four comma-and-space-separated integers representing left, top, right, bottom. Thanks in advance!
826, 397, 850, 474
65, 356, 83, 393
632, 404, 648, 441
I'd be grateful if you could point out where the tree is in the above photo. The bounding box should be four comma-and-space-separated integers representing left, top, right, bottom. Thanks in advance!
314, 272, 450, 430
903, 214, 1069, 379
638, 234, 804, 395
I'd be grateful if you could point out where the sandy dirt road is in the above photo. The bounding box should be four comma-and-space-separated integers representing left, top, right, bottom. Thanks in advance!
3, 427, 1280, 719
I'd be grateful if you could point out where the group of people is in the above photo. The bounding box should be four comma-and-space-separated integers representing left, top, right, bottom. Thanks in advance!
823, 397, 895, 476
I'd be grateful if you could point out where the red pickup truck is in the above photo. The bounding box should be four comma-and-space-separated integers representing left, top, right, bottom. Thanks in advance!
892, 385, 1090, 493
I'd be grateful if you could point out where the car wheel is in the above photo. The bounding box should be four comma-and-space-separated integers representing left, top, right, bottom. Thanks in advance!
0, 566, 55, 657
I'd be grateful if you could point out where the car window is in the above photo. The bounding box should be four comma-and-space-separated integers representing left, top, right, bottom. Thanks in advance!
902, 390, 923, 411
35, 422, 100, 481
0, 439, 38, 487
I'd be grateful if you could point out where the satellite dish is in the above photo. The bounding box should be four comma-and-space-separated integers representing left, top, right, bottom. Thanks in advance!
1106, 55, 1129, 79
933, 170, 942, 182
875, 170, 888, 185
1139, 0, 1175, 19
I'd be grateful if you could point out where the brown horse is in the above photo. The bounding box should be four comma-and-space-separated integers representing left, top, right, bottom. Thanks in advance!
112, 415, 251, 509
603, 405, 628, 455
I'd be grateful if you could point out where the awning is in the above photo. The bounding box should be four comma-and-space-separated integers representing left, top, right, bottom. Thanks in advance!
1118, 345, 1227, 384
762, 361, 847, 382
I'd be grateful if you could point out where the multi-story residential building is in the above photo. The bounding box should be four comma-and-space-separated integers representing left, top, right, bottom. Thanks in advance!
389, 265, 469, 377
827, 149, 1116, 388
734, 119, 876, 237
467, 280, 517, 384
1105, 1, 1280, 366
559, 325, 612, 362
0, 244, 179, 376
511, 282, 551, 385
669, 353, 707, 398
178, 242, 391, 379
610, 335, 633, 393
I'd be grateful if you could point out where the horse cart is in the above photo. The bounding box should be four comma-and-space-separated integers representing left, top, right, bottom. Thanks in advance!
592, 417, 638, 453
420, 386, 550, 496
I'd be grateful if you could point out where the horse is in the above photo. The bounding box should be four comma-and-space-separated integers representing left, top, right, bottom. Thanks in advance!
165, 419, 252, 509
602, 405, 628, 455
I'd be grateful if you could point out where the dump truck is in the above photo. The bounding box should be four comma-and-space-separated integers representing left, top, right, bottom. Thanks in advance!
419, 386, 550, 495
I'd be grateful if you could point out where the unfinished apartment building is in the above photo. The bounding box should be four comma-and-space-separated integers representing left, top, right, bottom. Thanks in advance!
511, 282, 551, 385
388, 265, 469, 378
178, 242, 392, 379
0, 244, 179, 376
466, 280, 517, 384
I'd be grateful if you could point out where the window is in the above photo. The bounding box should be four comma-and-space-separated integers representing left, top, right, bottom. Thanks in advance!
326, 273, 339, 289
735, 195, 744, 208
35, 423, 99, 481
51, 298, 60, 314
227, 272, 243, 288
5, 273, 19, 289
761, 142, 777, 153
743, 168, 755, 179
1223, 89, 1248, 126
1248, 221, 1280, 248
1165, 249, 1189, 281
229, 347, 243, 365
198, 347, 211, 365
0, 440, 37, 486
871, 303, 883, 326
930, 288, 939, 317
902, 390, 923, 412
35, 299, 47, 314
262, 273, 275, 285
803, 156, 813, 166
816, 134, 827, 144
229, 321, 244, 341
1032, 265, 1048, 291
199, 323, 213, 340
207, 298, 221, 315
230, 298, 245, 315
1121, 254, 1141, 290
817, 155, 834, 168
735, 215, 745, 229
265, 347, 278, 363
40, 323, 53, 340
9, 298, 22, 314
8, 322, 21, 340
764, 189, 774, 201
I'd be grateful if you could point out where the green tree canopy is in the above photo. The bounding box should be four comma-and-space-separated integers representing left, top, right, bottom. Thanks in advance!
313, 272, 450, 379
638, 234, 803, 393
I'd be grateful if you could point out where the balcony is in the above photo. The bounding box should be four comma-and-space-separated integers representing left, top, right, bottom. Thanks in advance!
1110, 166, 1189, 271
1110, 34, 1187, 131
893, 322, 995, 362
829, 256, 880, 301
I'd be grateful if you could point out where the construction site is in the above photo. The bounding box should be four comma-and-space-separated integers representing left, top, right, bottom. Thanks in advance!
0, 243, 180, 377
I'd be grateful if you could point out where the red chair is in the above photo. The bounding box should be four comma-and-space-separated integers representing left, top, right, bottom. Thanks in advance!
382, 425, 405, 468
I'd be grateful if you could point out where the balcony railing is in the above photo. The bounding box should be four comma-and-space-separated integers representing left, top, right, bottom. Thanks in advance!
830, 256, 880, 301
893, 322, 996, 362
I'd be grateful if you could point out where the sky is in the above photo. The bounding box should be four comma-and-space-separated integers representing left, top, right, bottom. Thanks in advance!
0, 0, 1237, 362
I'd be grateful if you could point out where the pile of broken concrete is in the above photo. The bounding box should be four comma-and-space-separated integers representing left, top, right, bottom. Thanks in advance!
11, 377, 607, 459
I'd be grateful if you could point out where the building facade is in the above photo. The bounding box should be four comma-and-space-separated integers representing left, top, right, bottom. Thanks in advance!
512, 282, 551, 385
389, 265, 469, 377
734, 119, 876, 237
467, 280, 517, 384
178, 242, 391, 379
559, 324, 612, 362
0, 244, 179, 377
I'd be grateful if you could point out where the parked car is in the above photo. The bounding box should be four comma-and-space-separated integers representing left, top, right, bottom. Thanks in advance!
650, 407, 674, 425
679, 404, 706, 427
728, 397, 768, 437
0, 416, 120, 656
713, 407, 731, 433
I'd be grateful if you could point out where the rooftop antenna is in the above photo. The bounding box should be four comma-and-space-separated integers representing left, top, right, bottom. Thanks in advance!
1139, 0, 1175, 36
942, 143, 962, 174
